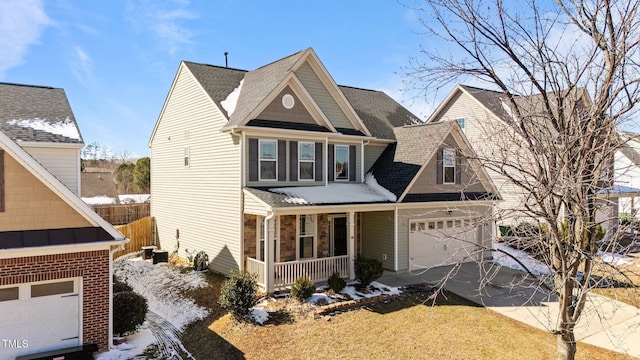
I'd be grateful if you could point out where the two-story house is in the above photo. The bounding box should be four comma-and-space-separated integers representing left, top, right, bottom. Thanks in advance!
149, 48, 499, 293
0, 83, 127, 359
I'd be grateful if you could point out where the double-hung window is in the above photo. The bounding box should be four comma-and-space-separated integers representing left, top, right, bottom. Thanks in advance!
299, 214, 315, 259
335, 145, 349, 181
455, 118, 465, 133
443, 148, 456, 184
299, 142, 315, 180
259, 140, 277, 180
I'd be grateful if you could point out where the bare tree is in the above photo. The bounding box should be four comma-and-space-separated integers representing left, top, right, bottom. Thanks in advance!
407, 1, 640, 359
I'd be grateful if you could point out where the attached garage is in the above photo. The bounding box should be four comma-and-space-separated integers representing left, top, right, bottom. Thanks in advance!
0, 279, 81, 360
409, 218, 480, 271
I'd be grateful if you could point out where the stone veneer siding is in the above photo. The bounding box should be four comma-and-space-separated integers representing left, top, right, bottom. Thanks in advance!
0, 250, 111, 352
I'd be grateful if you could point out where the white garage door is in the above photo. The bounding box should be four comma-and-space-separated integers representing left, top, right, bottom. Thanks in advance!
409, 219, 479, 271
0, 279, 80, 360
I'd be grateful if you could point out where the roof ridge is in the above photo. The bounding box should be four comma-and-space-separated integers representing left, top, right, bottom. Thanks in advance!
253, 49, 306, 71
182, 60, 248, 73
338, 84, 380, 92
0, 82, 58, 90
460, 84, 503, 94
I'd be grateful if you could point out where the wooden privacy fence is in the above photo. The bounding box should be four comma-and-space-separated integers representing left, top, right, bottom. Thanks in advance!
115, 216, 156, 256
91, 203, 150, 225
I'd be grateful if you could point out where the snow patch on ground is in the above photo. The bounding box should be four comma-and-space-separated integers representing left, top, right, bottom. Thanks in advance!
114, 257, 209, 331
95, 327, 155, 360
598, 251, 633, 266
82, 195, 116, 205
339, 281, 402, 300
491, 242, 552, 276
220, 79, 243, 117
119, 194, 151, 204
7, 117, 81, 140
309, 293, 334, 305
248, 308, 270, 325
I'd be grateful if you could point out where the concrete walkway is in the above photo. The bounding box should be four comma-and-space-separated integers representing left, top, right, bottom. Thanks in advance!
378, 262, 640, 358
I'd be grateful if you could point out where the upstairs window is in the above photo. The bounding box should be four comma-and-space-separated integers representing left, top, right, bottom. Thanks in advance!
456, 118, 465, 133
335, 145, 349, 181
443, 148, 456, 184
259, 140, 277, 180
299, 142, 315, 180
183, 146, 190, 167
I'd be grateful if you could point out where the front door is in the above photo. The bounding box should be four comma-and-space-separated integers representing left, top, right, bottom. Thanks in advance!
331, 216, 348, 256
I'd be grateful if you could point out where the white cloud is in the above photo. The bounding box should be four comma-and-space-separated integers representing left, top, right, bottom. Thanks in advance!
0, 0, 50, 79
70, 46, 94, 85
126, 0, 198, 55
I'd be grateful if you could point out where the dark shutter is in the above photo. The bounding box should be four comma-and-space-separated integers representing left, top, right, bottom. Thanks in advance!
349, 145, 356, 182
289, 141, 298, 181
455, 148, 462, 184
278, 140, 286, 181
0, 150, 4, 212
436, 148, 443, 185
248, 138, 258, 182
315, 142, 323, 181
328, 144, 335, 181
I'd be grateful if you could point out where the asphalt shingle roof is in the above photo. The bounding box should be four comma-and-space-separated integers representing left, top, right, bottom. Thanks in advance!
370, 121, 454, 197
0, 82, 83, 144
183, 61, 247, 116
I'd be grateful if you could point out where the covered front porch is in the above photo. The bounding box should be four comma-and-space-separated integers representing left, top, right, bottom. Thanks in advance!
243, 211, 362, 293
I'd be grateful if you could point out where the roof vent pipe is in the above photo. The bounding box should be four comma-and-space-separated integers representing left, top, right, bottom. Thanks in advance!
224, 52, 229, 67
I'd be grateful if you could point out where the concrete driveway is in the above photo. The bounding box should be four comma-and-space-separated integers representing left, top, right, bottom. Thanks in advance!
378, 262, 640, 358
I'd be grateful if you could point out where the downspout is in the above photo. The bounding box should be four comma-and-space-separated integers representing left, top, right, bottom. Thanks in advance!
108, 242, 126, 350
394, 206, 398, 271
239, 130, 245, 271
264, 210, 275, 294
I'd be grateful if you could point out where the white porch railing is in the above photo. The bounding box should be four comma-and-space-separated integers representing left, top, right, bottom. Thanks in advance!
245, 255, 350, 291
274, 255, 349, 289
245, 257, 265, 287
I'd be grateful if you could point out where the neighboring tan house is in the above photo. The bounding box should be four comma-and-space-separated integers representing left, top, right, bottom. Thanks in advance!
614, 132, 640, 216
425, 84, 617, 228
149, 48, 499, 293
0, 82, 127, 359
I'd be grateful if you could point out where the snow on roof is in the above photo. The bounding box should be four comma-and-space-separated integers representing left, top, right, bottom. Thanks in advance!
82, 195, 117, 205
597, 184, 640, 195
119, 194, 151, 204
269, 174, 396, 205
7, 117, 81, 140
220, 79, 243, 117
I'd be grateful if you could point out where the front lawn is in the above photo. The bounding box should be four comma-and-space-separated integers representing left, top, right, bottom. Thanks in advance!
180, 273, 629, 360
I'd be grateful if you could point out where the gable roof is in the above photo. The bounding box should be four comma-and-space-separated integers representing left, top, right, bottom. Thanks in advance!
0, 129, 126, 246
175, 51, 421, 141
369, 121, 455, 198
0, 82, 83, 144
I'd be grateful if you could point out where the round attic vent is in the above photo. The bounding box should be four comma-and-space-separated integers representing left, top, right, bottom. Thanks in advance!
282, 94, 295, 109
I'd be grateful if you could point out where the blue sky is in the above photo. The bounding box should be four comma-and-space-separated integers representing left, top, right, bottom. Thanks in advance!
0, 0, 438, 158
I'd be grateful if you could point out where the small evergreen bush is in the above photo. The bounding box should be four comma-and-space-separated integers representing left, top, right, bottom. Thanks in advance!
291, 276, 315, 301
354, 256, 384, 287
113, 291, 148, 336
218, 270, 258, 321
327, 271, 346, 293
113, 276, 133, 293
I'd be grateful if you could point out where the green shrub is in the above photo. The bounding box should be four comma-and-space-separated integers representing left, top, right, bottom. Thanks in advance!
218, 270, 258, 321
354, 256, 384, 287
113, 276, 132, 293
327, 271, 346, 293
113, 291, 147, 336
291, 276, 315, 301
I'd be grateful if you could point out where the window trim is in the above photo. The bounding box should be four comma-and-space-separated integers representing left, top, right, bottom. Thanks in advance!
455, 117, 465, 133
257, 216, 265, 261
297, 214, 316, 260
334, 145, 349, 181
259, 139, 278, 181
298, 142, 315, 181
443, 148, 456, 184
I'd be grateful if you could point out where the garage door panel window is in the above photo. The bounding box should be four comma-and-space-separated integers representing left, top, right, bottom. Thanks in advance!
31, 280, 74, 298
0, 287, 18, 302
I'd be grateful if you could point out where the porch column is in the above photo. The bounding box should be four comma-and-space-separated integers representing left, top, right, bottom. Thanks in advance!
348, 211, 355, 279
264, 212, 276, 294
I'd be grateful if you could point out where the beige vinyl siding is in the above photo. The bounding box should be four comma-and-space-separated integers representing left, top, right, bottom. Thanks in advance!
397, 204, 493, 271
243, 190, 269, 216
23, 146, 80, 195
432, 91, 526, 222
361, 210, 395, 270
150, 65, 242, 274
295, 63, 353, 130
364, 144, 386, 173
